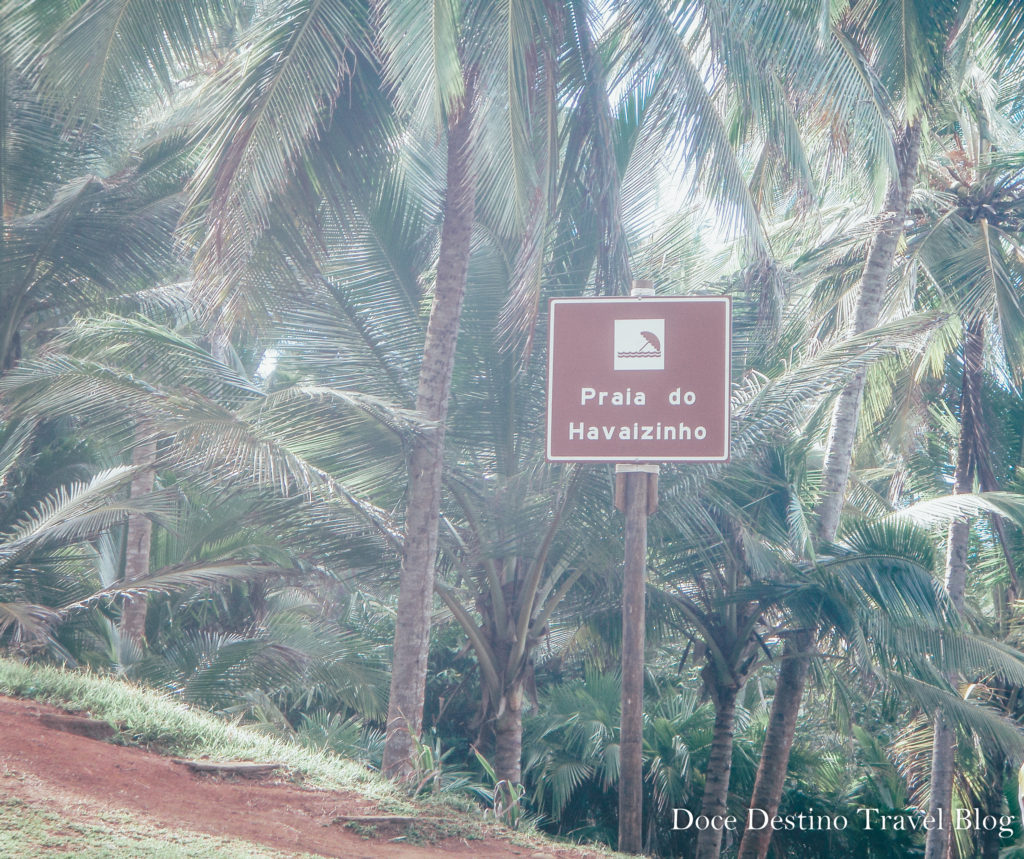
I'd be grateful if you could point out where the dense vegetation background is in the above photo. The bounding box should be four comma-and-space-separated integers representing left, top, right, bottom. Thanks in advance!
3, 0, 1024, 856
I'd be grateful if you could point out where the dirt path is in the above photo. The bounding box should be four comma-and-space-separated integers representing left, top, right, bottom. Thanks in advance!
0, 696, 593, 858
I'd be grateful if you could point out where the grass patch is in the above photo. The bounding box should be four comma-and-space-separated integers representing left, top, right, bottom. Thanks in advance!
0, 794, 317, 858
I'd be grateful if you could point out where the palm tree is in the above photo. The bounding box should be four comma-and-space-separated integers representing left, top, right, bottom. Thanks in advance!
430, 278, 620, 786
44, 0, 563, 778
123, 488, 391, 726
655, 488, 778, 859
5, 0, 408, 706
7, 0, 829, 789
381, 0, 855, 777
522, 669, 731, 853
373, 0, 643, 775
795, 66, 1024, 859
21, 13, 1024, 859
380, 64, 478, 778
904, 92, 1024, 857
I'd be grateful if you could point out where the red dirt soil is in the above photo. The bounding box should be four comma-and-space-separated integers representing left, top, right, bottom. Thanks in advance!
0, 695, 597, 858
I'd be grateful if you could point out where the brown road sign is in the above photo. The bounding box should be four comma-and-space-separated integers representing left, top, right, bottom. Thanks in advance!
546, 296, 731, 462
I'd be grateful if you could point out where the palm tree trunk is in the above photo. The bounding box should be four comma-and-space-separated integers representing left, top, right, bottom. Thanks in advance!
743, 122, 922, 859
0, 311, 21, 376
0, 56, 14, 376
924, 317, 984, 859
816, 122, 922, 544
736, 630, 813, 859
120, 424, 156, 645
382, 78, 476, 779
924, 714, 957, 859
695, 679, 740, 859
979, 750, 1006, 859
493, 684, 523, 786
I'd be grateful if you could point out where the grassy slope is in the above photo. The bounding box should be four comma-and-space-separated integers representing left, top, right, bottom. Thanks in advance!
0, 658, 621, 858
0, 658, 389, 796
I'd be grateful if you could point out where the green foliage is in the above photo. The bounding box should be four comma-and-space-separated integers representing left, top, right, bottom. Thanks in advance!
473, 749, 522, 824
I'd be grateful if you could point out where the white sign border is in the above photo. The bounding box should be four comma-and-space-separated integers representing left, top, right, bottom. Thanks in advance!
545, 295, 732, 463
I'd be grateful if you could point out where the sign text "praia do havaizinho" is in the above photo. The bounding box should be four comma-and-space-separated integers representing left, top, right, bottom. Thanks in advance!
546, 297, 731, 463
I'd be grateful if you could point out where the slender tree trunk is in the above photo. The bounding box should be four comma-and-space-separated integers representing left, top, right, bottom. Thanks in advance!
695, 679, 740, 859
979, 750, 1006, 859
742, 123, 922, 859
382, 79, 476, 779
925, 318, 983, 859
816, 123, 922, 543
925, 714, 957, 859
737, 630, 813, 859
120, 424, 156, 645
493, 684, 523, 786
0, 56, 14, 376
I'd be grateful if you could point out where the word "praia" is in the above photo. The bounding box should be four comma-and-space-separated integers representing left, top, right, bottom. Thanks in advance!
579, 387, 697, 406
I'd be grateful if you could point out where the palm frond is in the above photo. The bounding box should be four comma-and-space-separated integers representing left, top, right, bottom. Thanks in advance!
375, 0, 462, 129
188, 0, 369, 295
892, 491, 1024, 529
0, 467, 176, 563
0, 420, 36, 486
59, 560, 294, 614
22, 0, 225, 125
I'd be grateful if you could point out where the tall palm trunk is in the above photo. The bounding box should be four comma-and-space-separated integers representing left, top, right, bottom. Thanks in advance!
816, 122, 922, 541
924, 316, 984, 859
696, 677, 741, 859
0, 311, 19, 376
738, 124, 922, 859
979, 750, 1006, 859
0, 55, 14, 377
382, 80, 476, 779
736, 630, 813, 859
493, 683, 523, 786
120, 423, 156, 645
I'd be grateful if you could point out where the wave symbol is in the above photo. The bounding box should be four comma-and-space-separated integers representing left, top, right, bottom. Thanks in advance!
618, 331, 662, 359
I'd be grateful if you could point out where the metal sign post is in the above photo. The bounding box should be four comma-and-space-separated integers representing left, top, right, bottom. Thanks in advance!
546, 282, 731, 856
